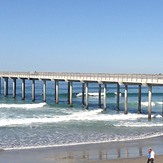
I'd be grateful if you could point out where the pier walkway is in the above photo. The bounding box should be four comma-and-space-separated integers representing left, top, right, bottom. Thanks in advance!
1, 71, 163, 119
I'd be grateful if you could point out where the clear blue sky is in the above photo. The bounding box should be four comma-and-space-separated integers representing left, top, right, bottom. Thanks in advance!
0, 0, 162, 73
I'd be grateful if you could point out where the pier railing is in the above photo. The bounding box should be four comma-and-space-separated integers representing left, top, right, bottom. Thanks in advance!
0, 72, 163, 85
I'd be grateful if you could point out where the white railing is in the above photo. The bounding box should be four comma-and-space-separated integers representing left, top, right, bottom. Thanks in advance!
0, 71, 163, 84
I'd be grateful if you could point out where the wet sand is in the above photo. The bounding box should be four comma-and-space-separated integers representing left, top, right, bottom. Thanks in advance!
88, 155, 163, 163
0, 136, 163, 163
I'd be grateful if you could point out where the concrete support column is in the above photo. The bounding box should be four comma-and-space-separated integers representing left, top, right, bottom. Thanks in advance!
148, 85, 152, 120
12, 78, 16, 98
104, 83, 107, 111
22, 79, 25, 100
67, 82, 70, 104
98, 83, 101, 108
4, 77, 8, 96
124, 84, 128, 114
138, 84, 141, 113
42, 80, 46, 102
82, 82, 85, 106
55, 80, 59, 104
116, 83, 120, 111
0, 78, 1, 95
85, 82, 89, 109
32, 79, 35, 101
69, 81, 73, 107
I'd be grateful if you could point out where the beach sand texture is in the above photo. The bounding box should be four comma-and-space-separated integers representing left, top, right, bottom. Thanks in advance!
0, 136, 163, 163
88, 155, 163, 163
0, 150, 163, 163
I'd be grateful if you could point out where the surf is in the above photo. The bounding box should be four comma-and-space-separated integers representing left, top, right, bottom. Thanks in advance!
0, 109, 162, 127
0, 103, 46, 109
76, 92, 105, 97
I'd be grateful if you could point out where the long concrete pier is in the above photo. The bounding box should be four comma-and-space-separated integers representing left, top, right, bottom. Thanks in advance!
1, 71, 163, 119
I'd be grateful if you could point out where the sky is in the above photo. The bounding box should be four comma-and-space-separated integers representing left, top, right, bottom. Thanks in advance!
0, 0, 162, 74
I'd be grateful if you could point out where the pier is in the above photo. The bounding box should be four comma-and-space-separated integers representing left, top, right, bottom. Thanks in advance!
1, 71, 163, 119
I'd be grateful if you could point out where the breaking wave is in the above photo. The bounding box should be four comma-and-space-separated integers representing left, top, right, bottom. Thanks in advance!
0, 103, 46, 109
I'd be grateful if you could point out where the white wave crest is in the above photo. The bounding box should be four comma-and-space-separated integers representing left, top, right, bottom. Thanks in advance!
1, 109, 160, 127
76, 92, 104, 97
0, 103, 46, 109
141, 102, 155, 106
114, 92, 122, 96
115, 122, 163, 127
157, 101, 163, 105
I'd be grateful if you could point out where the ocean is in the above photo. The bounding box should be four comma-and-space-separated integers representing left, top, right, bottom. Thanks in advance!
0, 79, 163, 151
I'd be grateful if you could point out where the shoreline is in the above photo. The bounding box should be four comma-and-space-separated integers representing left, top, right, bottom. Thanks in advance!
87, 155, 163, 163
0, 136, 163, 163
3, 132, 163, 151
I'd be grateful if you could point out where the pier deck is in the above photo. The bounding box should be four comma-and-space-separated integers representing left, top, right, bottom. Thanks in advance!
0, 72, 163, 85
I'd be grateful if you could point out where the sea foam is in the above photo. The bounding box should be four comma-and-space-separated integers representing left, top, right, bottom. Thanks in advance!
0, 109, 161, 127
0, 103, 46, 109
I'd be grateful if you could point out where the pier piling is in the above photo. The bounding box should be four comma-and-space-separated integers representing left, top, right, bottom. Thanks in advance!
124, 84, 128, 114
12, 78, 16, 98
69, 81, 73, 107
67, 82, 70, 104
103, 83, 107, 111
22, 79, 25, 100
82, 83, 85, 106
138, 84, 141, 113
32, 79, 35, 101
55, 80, 59, 104
148, 85, 152, 120
42, 80, 46, 102
4, 77, 8, 96
116, 83, 120, 111
85, 82, 89, 109
98, 83, 101, 108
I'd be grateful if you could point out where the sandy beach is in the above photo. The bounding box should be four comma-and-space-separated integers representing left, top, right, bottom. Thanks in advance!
0, 136, 163, 163
88, 155, 163, 163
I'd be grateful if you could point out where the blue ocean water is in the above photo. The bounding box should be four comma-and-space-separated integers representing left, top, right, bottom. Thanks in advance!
0, 79, 163, 150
